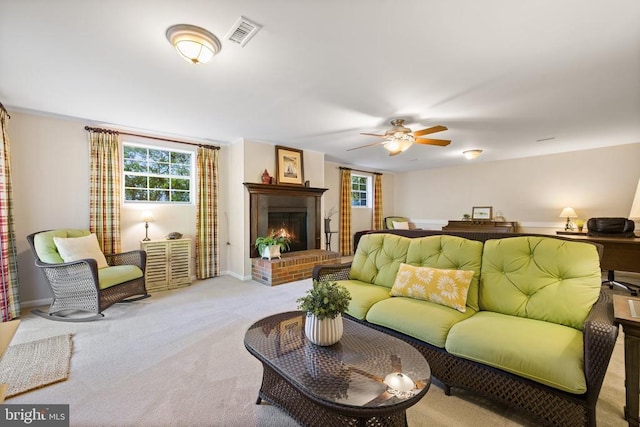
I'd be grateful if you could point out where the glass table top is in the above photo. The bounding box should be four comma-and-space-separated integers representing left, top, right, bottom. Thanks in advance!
244, 311, 431, 409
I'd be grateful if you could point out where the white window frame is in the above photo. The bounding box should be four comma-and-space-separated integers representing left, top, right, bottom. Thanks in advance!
351, 173, 372, 208
122, 142, 195, 204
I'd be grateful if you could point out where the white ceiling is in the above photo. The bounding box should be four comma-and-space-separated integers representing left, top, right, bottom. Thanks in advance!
1, 0, 639, 173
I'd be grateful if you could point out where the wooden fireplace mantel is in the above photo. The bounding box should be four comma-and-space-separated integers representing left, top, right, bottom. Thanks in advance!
243, 183, 328, 197
244, 182, 328, 257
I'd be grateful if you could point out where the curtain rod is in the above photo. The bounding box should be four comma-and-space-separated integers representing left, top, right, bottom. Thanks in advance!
339, 166, 382, 176
84, 126, 220, 149
0, 102, 10, 119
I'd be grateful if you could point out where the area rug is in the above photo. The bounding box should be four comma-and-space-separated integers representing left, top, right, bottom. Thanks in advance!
0, 334, 72, 398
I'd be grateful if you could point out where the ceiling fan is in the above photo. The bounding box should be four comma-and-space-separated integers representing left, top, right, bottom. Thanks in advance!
348, 119, 450, 156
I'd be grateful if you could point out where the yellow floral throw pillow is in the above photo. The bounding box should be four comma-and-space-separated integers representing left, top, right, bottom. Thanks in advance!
390, 263, 474, 312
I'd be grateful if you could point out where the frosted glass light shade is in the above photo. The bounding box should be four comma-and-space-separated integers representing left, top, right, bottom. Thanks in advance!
166, 24, 221, 64
463, 149, 483, 159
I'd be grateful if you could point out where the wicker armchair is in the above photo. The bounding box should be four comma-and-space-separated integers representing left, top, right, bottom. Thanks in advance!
27, 229, 149, 321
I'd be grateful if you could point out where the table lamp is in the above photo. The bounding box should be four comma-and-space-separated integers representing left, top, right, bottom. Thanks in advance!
559, 207, 577, 231
630, 178, 640, 236
141, 211, 154, 241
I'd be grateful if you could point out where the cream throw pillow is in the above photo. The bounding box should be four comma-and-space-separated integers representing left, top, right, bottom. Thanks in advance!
390, 263, 474, 312
392, 221, 410, 230
53, 233, 109, 269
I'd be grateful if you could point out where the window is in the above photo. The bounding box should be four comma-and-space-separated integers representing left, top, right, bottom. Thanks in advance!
123, 143, 193, 203
351, 174, 371, 207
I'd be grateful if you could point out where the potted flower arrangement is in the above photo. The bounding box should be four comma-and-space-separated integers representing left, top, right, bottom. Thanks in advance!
254, 233, 290, 260
297, 280, 351, 346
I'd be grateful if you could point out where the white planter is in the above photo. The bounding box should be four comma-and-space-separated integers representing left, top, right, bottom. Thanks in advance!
261, 245, 281, 260
304, 313, 343, 346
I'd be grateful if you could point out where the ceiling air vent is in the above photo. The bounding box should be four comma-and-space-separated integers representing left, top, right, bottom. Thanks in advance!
226, 16, 261, 47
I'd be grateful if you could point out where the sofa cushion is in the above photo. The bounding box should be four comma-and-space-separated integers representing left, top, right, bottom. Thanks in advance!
405, 235, 484, 311
33, 229, 91, 264
337, 280, 391, 320
390, 264, 474, 312
367, 297, 476, 348
54, 233, 109, 269
480, 236, 602, 330
445, 311, 587, 394
98, 265, 144, 290
349, 234, 410, 288
392, 221, 409, 230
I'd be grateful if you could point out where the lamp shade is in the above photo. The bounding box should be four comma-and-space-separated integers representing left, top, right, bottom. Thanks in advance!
559, 207, 577, 218
141, 211, 154, 223
630, 178, 640, 219
166, 24, 221, 64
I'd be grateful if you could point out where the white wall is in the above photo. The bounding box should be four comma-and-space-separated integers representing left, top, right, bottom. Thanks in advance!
395, 143, 640, 233
8, 110, 230, 306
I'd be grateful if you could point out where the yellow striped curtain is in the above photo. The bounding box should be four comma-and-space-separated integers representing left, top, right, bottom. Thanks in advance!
195, 146, 219, 279
373, 173, 383, 230
0, 106, 20, 321
88, 130, 121, 254
339, 169, 352, 256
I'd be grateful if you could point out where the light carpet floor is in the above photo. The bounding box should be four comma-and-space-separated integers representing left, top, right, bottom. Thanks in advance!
7, 276, 628, 427
0, 334, 72, 398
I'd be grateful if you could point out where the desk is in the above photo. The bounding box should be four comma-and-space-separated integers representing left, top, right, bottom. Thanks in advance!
324, 231, 337, 251
553, 234, 640, 274
614, 294, 640, 426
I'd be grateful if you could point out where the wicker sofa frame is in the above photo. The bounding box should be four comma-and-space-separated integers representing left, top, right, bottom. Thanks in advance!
313, 231, 618, 427
27, 231, 150, 321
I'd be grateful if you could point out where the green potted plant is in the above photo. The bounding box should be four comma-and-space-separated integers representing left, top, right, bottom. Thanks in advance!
255, 233, 290, 260
297, 280, 351, 346
462, 213, 471, 221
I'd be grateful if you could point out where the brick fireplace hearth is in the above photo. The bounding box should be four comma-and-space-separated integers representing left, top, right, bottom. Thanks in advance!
251, 249, 340, 286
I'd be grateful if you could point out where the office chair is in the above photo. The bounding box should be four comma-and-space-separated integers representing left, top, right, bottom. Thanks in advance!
587, 217, 639, 295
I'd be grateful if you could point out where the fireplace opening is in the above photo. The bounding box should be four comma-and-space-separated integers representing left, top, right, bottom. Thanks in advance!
268, 210, 308, 252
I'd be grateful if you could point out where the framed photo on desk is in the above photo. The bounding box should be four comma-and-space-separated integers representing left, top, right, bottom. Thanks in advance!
472, 206, 493, 220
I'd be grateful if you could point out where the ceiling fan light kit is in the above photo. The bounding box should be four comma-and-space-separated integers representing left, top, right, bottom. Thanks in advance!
351, 119, 451, 156
166, 24, 221, 64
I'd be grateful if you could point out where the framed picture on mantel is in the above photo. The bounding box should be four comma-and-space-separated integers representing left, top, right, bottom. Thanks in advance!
472, 206, 493, 220
275, 145, 304, 185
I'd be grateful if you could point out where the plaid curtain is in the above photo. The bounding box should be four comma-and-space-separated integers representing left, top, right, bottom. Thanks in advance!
339, 169, 352, 256
0, 106, 20, 321
88, 130, 121, 254
373, 173, 383, 230
195, 146, 219, 279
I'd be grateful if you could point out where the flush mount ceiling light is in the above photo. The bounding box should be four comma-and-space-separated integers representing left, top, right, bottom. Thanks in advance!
463, 149, 483, 159
166, 24, 221, 64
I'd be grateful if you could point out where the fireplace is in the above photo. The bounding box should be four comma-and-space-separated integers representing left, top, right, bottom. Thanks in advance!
244, 183, 328, 257
268, 209, 308, 252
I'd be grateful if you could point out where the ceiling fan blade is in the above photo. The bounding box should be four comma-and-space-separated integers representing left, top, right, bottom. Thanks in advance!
388, 150, 403, 156
360, 132, 386, 137
347, 140, 385, 151
413, 125, 448, 137
415, 138, 451, 147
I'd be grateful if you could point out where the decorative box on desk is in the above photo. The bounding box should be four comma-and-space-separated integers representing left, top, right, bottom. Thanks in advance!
442, 220, 517, 233
140, 238, 191, 292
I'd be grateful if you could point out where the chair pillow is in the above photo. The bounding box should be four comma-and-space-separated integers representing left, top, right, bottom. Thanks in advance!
53, 233, 109, 269
390, 263, 474, 312
392, 221, 410, 230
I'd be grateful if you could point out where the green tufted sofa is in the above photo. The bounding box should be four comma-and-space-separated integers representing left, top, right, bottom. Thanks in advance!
313, 233, 618, 427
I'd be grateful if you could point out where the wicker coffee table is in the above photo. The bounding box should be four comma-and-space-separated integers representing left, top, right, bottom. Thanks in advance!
244, 311, 431, 426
